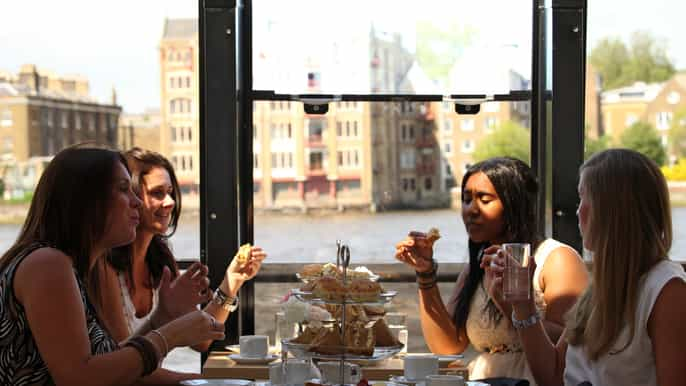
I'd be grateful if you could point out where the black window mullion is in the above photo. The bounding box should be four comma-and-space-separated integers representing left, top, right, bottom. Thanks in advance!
551, 0, 586, 253
199, 0, 240, 362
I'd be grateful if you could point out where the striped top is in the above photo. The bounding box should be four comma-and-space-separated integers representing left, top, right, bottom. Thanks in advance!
0, 243, 118, 385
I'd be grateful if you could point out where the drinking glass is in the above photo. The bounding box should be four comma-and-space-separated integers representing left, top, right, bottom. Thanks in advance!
274, 311, 298, 352
385, 312, 408, 354
502, 243, 531, 301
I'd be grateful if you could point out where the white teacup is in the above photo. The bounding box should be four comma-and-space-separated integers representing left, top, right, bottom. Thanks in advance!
403, 355, 439, 381
269, 360, 319, 385
426, 374, 465, 386
239, 335, 269, 358
318, 361, 362, 384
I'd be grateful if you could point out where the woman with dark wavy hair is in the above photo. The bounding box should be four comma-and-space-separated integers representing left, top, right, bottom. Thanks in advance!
92, 148, 266, 383
0, 146, 223, 386
395, 157, 588, 383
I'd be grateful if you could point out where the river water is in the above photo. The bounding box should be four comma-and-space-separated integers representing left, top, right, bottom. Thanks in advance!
3, 207, 686, 262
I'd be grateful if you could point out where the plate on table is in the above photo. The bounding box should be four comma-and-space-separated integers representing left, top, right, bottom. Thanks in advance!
436, 354, 464, 367
281, 338, 403, 361
228, 353, 279, 365
180, 380, 253, 386
466, 382, 489, 386
290, 289, 397, 304
388, 375, 424, 386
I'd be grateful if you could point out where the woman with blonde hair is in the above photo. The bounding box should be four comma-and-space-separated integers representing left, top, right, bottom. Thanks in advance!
484, 148, 686, 386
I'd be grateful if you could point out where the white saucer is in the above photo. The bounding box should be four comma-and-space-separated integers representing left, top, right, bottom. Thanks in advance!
180, 379, 252, 386
389, 375, 425, 385
228, 353, 279, 365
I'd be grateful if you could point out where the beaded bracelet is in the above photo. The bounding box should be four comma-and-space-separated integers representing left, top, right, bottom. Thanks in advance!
125, 336, 159, 376
415, 260, 438, 279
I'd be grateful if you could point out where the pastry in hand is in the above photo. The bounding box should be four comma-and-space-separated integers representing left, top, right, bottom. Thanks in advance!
235, 243, 252, 265
426, 227, 441, 244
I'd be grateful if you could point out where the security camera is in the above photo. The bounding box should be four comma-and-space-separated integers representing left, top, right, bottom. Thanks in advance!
304, 103, 329, 115
455, 103, 480, 115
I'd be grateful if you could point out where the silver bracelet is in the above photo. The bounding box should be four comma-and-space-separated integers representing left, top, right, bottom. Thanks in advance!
150, 329, 169, 358
511, 310, 541, 330
212, 287, 239, 312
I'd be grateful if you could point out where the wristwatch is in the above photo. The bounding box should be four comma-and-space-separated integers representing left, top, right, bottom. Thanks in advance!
511, 310, 541, 330
212, 288, 239, 312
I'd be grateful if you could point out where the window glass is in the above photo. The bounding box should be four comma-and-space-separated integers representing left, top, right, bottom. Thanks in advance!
253, 0, 532, 95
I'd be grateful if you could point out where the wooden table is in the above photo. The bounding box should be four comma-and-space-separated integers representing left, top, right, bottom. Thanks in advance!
203, 352, 468, 381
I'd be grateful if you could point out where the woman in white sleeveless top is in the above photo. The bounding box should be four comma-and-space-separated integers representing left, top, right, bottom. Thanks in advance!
91, 148, 267, 384
396, 157, 589, 384
484, 149, 686, 386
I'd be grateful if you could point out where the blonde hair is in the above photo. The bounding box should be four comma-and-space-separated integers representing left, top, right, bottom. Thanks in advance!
565, 149, 672, 360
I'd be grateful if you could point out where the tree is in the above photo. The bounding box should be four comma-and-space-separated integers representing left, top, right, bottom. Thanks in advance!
620, 121, 667, 166
669, 108, 686, 159
585, 135, 609, 160
590, 31, 675, 90
590, 37, 630, 90
415, 21, 475, 83
472, 121, 530, 163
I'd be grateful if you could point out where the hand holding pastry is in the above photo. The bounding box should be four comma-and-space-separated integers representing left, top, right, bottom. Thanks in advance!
394, 227, 440, 273
221, 244, 267, 297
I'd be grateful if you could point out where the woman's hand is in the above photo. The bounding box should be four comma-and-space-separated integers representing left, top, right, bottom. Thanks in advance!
395, 231, 435, 273
153, 263, 211, 327
480, 245, 507, 313
223, 246, 267, 297
481, 248, 537, 317
158, 310, 226, 349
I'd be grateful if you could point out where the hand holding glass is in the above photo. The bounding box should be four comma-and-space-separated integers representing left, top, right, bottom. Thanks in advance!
502, 243, 531, 301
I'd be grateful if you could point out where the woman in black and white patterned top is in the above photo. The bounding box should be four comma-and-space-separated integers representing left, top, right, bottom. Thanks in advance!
0, 146, 225, 386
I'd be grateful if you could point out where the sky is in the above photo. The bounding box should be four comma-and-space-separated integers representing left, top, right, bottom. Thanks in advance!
1, 0, 684, 113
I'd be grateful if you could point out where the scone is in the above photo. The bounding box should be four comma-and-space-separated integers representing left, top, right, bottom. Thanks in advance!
312, 276, 347, 302
235, 243, 252, 265
300, 264, 324, 280
348, 279, 382, 302
363, 305, 387, 317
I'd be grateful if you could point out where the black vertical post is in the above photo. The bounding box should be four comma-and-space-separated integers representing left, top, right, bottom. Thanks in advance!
551, 0, 586, 252
531, 0, 548, 237
199, 0, 239, 362
236, 0, 255, 336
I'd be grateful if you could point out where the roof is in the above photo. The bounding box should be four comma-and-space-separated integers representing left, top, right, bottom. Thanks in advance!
162, 18, 198, 40
601, 81, 664, 104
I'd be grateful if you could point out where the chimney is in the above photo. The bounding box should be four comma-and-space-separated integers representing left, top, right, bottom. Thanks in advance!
18, 64, 40, 94
111, 86, 117, 105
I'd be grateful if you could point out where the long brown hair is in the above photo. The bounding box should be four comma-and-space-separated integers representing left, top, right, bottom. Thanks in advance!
454, 157, 542, 329
107, 147, 181, 289
565, 148, 672, 360
0, 146, 127, 281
